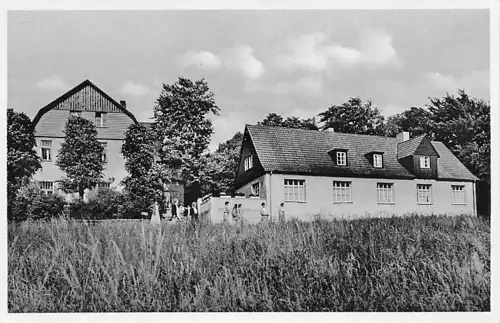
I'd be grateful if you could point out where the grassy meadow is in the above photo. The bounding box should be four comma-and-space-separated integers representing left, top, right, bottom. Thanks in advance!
8, 215, 490, 312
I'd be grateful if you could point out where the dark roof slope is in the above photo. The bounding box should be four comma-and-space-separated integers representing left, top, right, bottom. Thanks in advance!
32, 79, 138, 128
245, 125, 478, 181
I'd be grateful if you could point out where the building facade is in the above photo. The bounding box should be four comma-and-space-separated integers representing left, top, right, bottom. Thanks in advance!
31, 80, 184, 203
234, 125, 478, 221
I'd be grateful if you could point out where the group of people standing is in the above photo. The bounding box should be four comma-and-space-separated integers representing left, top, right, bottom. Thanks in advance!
222, 201, 286, 224
163, 199, 199, 223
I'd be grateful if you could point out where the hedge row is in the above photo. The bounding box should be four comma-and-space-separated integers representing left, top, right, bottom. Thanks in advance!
8, 182, 150, 222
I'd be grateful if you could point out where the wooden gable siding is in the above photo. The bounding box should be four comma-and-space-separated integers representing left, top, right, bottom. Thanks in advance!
53, 84, 122, 113
412, 155, 438, 179
234, 133, 265, 190
34, 109, 135, 140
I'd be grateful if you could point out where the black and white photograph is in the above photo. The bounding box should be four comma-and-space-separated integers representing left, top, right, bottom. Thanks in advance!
2, 1, 499, 321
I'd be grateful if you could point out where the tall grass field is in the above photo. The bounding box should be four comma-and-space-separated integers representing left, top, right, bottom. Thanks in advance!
8, 215, 490, 312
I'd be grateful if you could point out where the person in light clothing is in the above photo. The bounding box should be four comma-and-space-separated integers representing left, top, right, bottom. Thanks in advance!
260, 202, 270, 223
223, 201, 230, 222
278, 202, 286, 223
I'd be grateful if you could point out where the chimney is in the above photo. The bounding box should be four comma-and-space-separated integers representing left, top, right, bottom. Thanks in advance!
396, 131, 410, 142
120, 100, 126, 109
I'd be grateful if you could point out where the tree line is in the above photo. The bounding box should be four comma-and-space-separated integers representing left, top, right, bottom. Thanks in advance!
7, 77, 490, 219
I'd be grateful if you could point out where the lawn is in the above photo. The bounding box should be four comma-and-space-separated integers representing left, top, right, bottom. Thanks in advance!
8, 215, 490, 312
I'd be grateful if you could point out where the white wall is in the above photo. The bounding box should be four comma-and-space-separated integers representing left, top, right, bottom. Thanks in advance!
267, 174, 476, 221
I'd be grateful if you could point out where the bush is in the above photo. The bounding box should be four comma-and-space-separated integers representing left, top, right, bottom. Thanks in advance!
29, 194, 66, 220
70, 187, 125, 220
8, 181, 67, 221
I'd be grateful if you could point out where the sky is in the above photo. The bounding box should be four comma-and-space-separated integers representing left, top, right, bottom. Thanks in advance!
8, 10, 490, 151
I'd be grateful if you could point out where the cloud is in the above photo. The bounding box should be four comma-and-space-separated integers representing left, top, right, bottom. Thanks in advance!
274, 75, 324, 97
423, 70, 489, 93
121, 81, 150, 97
275, 30, 399, 72
35, 76, 68, 91
220, 45, 265, 80
180, 51, 222, 71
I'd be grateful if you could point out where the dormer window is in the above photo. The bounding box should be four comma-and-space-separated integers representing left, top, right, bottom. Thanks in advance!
420, 156, 430, 169
373, 154, 383, 168
336, 151, 347, 166
244, 154, 254, 171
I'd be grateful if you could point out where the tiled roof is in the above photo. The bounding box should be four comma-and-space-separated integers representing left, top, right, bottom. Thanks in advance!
246, 125, 478, 181
397, 135, 426, 159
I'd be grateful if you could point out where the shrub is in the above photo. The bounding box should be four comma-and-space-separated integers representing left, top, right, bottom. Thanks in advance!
29, 193, 66, 220
70, 187, 124, 220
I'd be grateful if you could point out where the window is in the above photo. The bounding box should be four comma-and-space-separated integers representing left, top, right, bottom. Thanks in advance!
244, 154, 254, 171
69, 111, 82, 118
373, 154, 383, 168
333, 181, 352, 203
336, 151, 347, 166
41, 140, 52, 161
451, 185, 465, 204
251, 182, 260, 196
97, 182, 110, 189
38, 181, 53, 195
417, 184, 432, 204
100, 142, 108, 163
95, 112, 107, 127
284, 179, 306, 202
377, 183, 394, 203
420, 156, 430, 169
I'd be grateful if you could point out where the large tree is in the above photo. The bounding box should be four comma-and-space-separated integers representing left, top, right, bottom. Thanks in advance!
153, 77, 220, 188
202, 131, 244, 196
384, 107, 434, 138
7, 109, 42, 212
56, 116, 105, 198
258, 113, 319, 130
121, 124, 174, 210
427, 90, 490, 181
318, 97, 385, 135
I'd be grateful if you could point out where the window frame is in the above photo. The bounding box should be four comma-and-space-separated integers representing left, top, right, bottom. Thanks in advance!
420, 156, 431, 169
95, 112, 108, 128
373, 154, 383, 168
377, 182, 394, 204
244, 154, 254, 171
284, 179, 306, 202
38, 181, 54, 195
40, 140, 52, 162
451, 185, 466, 205
416, 183, 433, 204
251, 182, 260, 196
332, 181, 352, 203
100, 141, 108, 163
336, 151, 347, 166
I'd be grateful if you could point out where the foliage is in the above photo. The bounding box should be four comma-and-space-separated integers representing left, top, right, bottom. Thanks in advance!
258, 113, 319, 130
8, 181, 66, 221
153, 77, 220, 188
318, 97, 385, 135
8, 215, 490, 312
56, 117, 105, 198
384, 107, 434, 138
202, 132, 244, 196
427, 90, 490, 181
7, 109, 42, 214
121, 124, 173, 211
